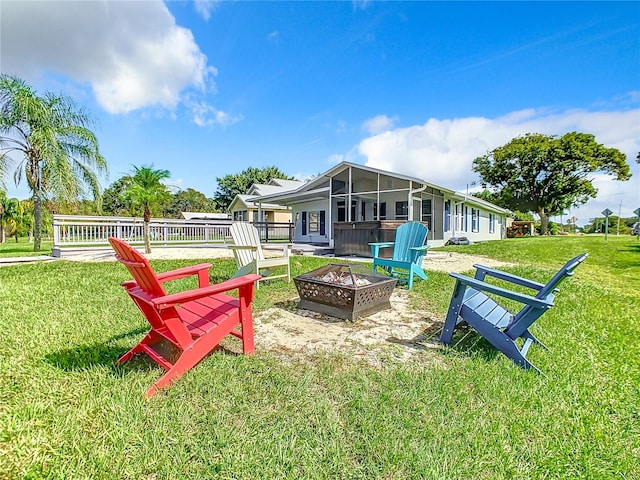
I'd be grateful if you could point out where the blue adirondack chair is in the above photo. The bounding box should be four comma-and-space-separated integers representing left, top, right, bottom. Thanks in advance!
369, 222, 430, 290
439, 253, 588, 373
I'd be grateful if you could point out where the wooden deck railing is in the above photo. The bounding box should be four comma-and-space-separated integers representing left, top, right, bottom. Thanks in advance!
52, 215, 294, 256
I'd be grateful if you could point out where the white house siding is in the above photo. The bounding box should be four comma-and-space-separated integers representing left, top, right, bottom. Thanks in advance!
440, 201, 506, 246
291, 199, 330, 243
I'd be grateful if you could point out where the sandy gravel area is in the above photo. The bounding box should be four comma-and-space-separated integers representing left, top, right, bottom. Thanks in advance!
65, 246, 513, 365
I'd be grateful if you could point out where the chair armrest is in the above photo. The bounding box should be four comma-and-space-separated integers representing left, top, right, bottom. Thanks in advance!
263, 243, 292, 257
119, 263, 213, 290
472, 264, 545, 291
450, 273, 553, 309
369, 242, 395, 258
151, 274, 262, 309
155, 263, 213, 283
228, 245, 259, 251
410, 245, 430, 253
369, 242, 395, 248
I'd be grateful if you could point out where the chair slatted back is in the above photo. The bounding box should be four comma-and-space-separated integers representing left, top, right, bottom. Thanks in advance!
534, 253, 589, 300
230, 223, 265, 265
392, 222, 429, 264
108, 237, 166, 298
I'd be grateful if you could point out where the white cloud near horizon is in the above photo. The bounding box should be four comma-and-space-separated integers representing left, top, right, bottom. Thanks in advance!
0, 0, 231, 126
358, 103, 640, 221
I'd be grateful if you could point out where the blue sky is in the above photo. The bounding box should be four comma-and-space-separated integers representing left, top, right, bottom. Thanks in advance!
1, 1, 639, 225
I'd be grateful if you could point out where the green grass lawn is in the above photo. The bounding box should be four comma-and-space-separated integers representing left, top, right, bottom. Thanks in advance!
0, 236, 638, 479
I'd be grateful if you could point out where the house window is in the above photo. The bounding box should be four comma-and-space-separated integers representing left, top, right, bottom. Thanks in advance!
374, 202, 387, 220
337, 201, 346, 222
395, 201, 408, 220
309, 211, 320, 233
472, 208, 479, 232
233, 210, 248, 221
464, 206, 469, 232
421, 199, 432, 229
489, 213, 495, 233
444, 201, 450, 231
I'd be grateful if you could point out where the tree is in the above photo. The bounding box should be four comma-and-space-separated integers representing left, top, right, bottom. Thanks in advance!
0, 75, 107, 251
213, 166, 295, 212
125, 165, 171, 253
102, 176, 138, 216
163, 188, 218, 218
0, 190, 23, 243
473, 132, 631, 234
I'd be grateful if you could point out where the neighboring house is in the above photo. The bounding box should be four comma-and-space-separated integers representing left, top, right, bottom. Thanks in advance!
181, 212, 230, 220
250, 161, 511, 248
228, 178, 305, 223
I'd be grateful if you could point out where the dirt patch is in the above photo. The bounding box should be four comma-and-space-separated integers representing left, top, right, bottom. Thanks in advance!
422, 251, 514, 273
253, 289, 445, 367
251, 252, 513, 365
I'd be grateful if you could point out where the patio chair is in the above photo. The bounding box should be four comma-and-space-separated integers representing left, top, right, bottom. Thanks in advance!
369, 221, 430, 290
439, 253, 588, 373
229, 222, 291, 289
108, 237, 260, 397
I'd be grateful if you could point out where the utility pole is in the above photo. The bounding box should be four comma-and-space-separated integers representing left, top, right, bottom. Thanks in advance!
602, 209, 613, 241
617, 200, 622, 235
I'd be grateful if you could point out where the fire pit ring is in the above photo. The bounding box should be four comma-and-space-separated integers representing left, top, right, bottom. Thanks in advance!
293, 263, 397, 321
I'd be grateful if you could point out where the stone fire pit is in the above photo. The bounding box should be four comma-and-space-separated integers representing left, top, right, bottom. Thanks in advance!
293, 264, 397, 320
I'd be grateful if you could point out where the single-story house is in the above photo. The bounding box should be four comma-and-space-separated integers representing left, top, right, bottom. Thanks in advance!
250, 161, 511, 250
228, 178, 305, 223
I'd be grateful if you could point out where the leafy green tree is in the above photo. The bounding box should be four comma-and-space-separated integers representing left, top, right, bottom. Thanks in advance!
125, 165, 171, 253
102, 176, 140, 216
0, 75, 107, 251
163, 188, 217, 218
16, 200, 35, 241
0, 190, 23, 243
473, 132, 631, 234
213, 166, 295, 212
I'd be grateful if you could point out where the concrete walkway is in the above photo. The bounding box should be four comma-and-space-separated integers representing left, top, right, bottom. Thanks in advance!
0, 255, 57, 265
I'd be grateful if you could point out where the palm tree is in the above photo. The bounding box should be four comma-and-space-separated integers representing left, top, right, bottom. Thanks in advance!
126, 165, 171, 253
0, 75, 107, 251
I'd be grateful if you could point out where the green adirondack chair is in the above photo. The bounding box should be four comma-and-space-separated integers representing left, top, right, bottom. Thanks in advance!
369, 221, 430, 290
439, 253, 588, 373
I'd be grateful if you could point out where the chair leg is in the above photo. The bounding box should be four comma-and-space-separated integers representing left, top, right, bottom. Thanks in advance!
440, 282, 466, 344
118, 330, 162, 363
519, 329, 548, 350
468, 318, 542, 373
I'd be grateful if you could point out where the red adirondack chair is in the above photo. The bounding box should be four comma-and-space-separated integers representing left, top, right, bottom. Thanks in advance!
109, 237, 261, 397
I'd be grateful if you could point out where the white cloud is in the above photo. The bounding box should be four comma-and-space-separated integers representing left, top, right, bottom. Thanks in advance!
194, 0, 219, 21
361, 114, 398, 135
358, 104, 640, 223
1, 1, 216, 115
267, 31, 280, 42
189, 100, 243, 128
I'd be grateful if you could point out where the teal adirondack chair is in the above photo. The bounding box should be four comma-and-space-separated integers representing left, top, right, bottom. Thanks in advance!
369, 222, 430, 290
439, 253, 588, 373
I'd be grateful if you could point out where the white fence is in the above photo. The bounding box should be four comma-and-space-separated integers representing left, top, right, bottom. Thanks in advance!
52, 215, 294, 256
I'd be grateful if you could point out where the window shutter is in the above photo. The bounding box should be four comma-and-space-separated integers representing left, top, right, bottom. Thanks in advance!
302, 212, 307, 235
320, 211, 326, 235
